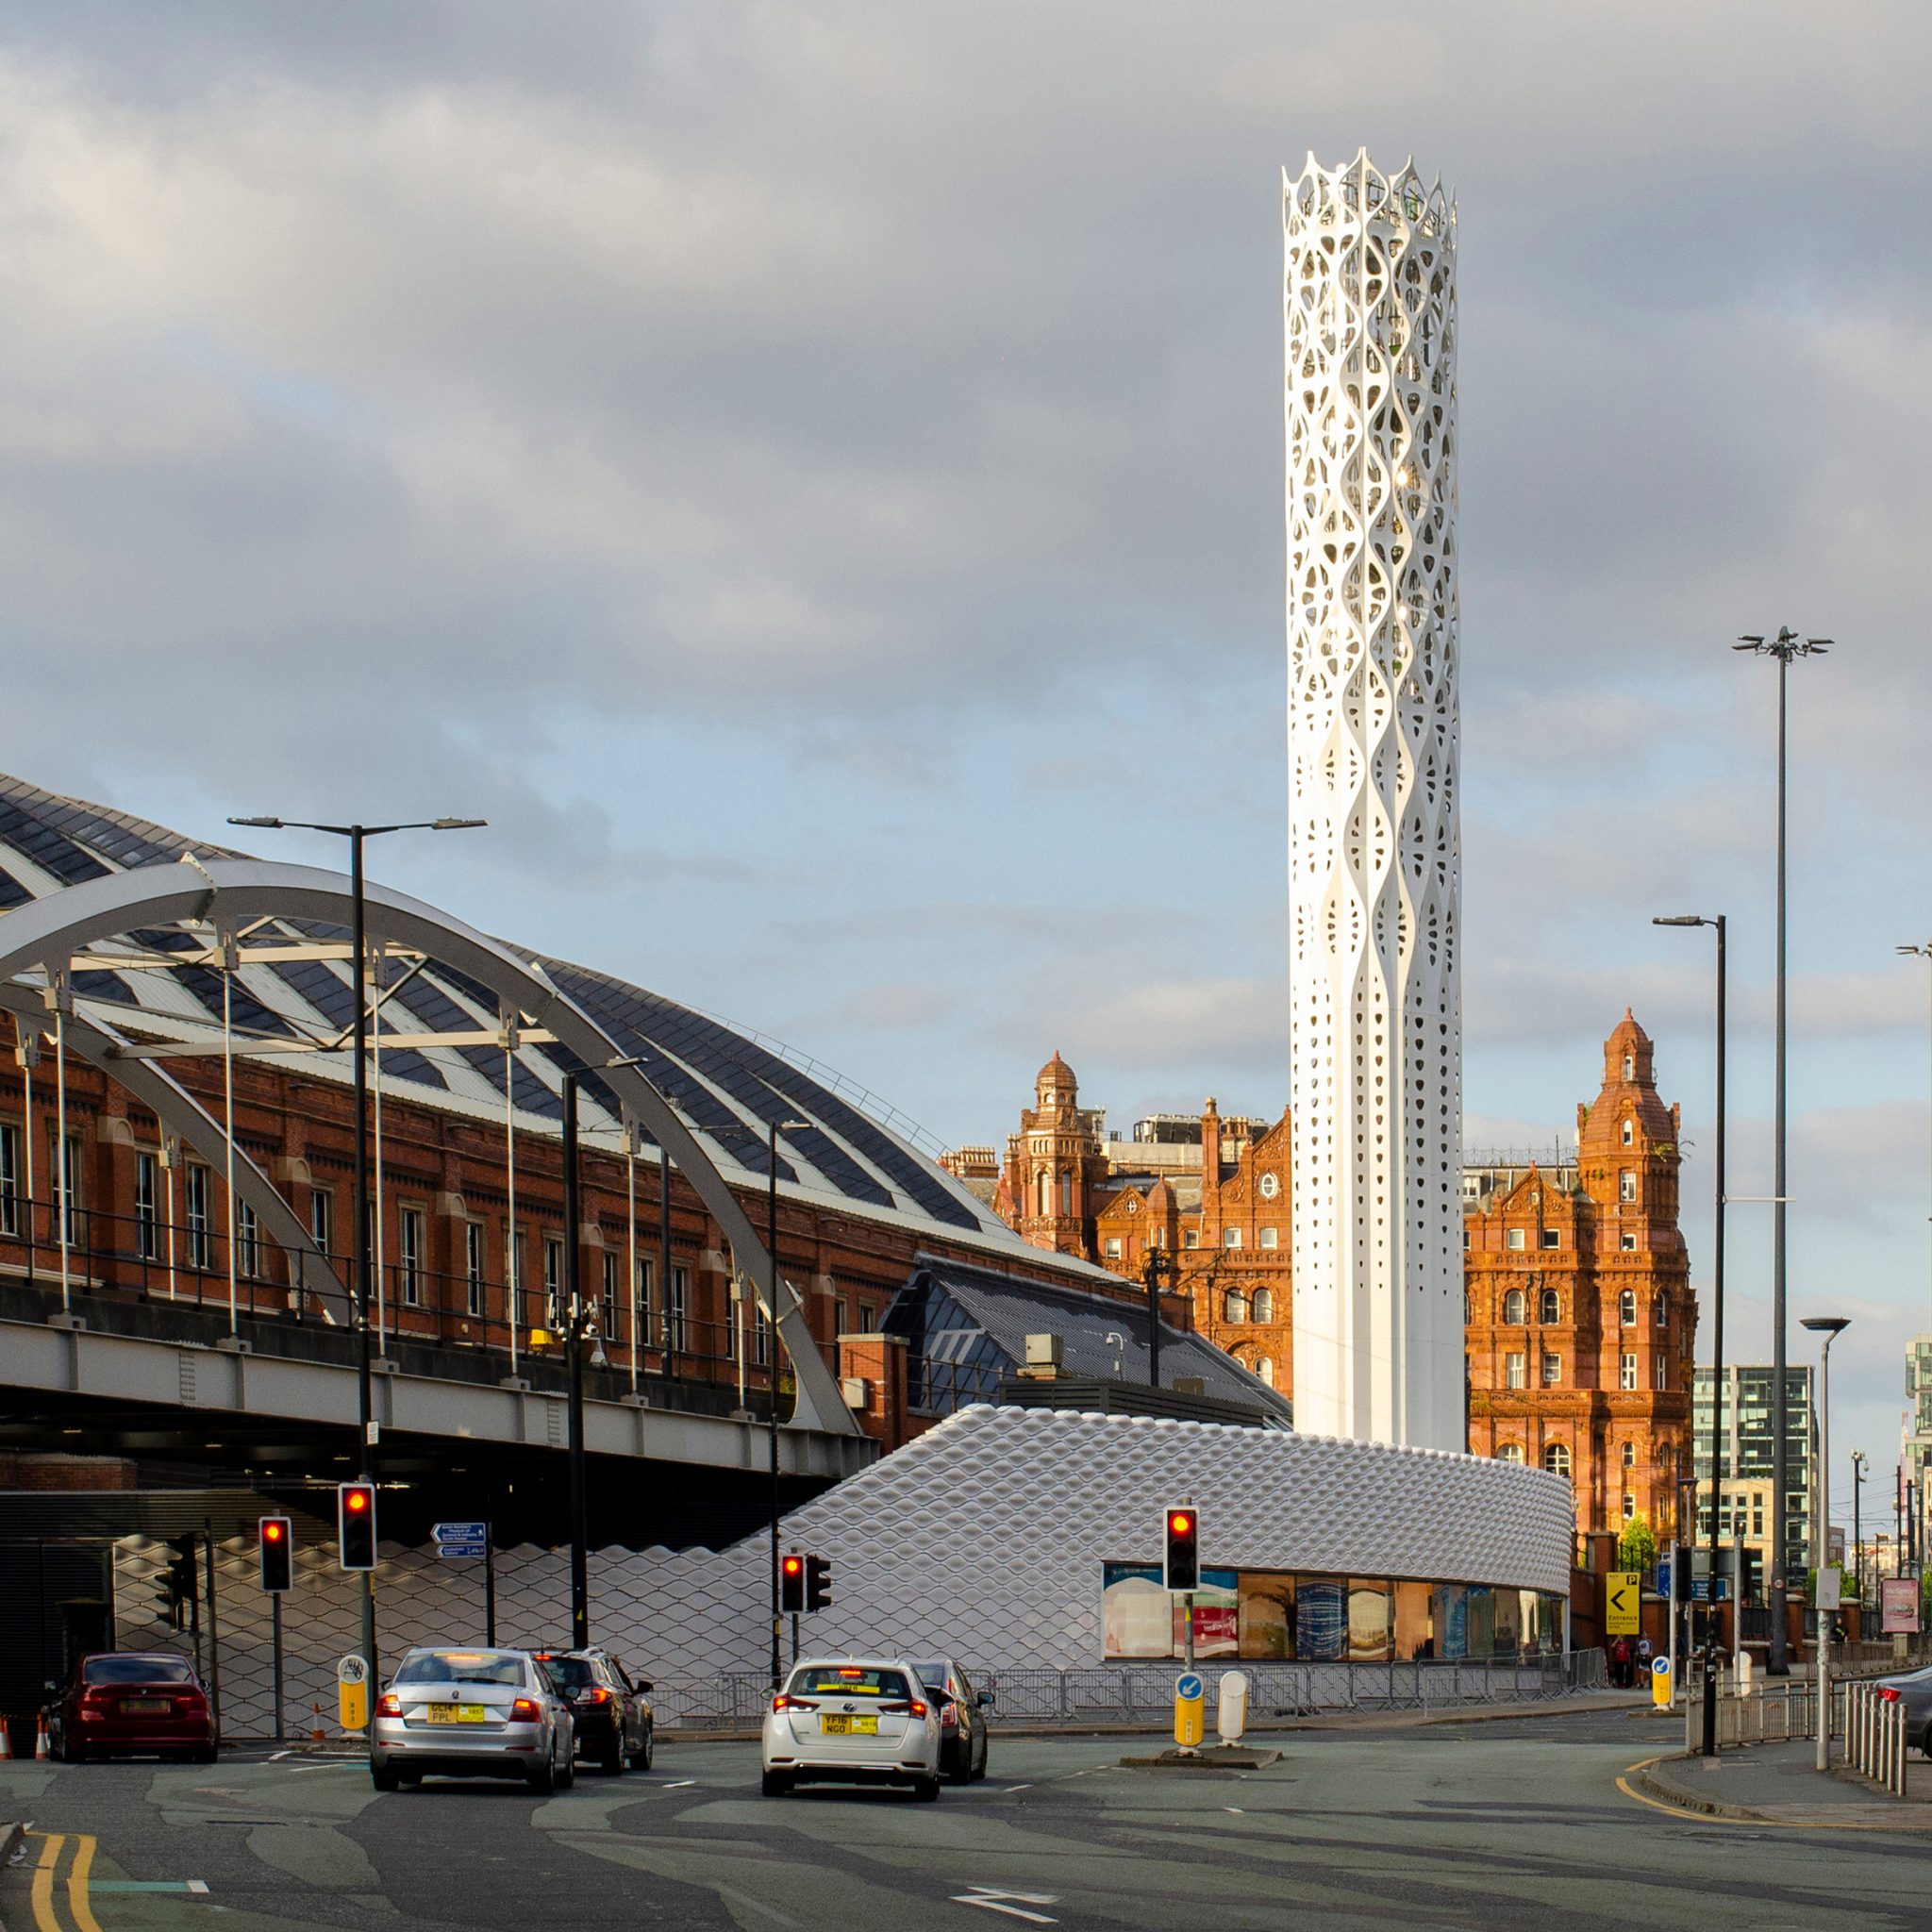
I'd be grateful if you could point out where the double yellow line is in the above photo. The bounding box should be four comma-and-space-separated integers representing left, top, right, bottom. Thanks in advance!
26, 1833, 103, 1932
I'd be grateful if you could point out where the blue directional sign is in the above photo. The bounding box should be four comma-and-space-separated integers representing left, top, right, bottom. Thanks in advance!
435, 1541, 488, 1560
432, 1521, 488, 1544
1176, 1674, 1205, 1702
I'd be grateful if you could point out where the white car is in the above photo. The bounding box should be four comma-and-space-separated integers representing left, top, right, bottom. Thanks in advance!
761, 1657, 944, 1800
371, 1646, 575, 1793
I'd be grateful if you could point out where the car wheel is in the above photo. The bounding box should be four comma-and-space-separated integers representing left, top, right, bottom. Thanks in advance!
193, 1744, 218, 1764
557, 1743, 576, 1791
64, 1741, 86, 1765
398, 1770, 422, 1789
760, 1770, 791, 1797
629, 1727, 653, 1773
371, 1764, 399, 1792
947, 1746, 972, 1786
973, 1739, 989, 1782
914, 1775, 941, 1803
527, 1754, 557, 1795
600, 1732, 625, 1775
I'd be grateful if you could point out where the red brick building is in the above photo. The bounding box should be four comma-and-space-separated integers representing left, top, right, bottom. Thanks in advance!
977, 1016, 1696, 1538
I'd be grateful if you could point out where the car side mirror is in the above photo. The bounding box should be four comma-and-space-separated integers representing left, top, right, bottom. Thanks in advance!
976, 1691, 992, 1707
637, 1679, 653, 1693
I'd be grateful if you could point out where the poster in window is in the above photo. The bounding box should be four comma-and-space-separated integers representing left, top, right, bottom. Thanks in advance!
1238, 1572, 1294, 1658
1176, 1569, 1240, 1658
1296, 1578, 1347, 1660
1102, 1564, 1172, 1657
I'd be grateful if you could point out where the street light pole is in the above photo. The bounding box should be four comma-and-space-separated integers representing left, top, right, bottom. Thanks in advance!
1801, 1315, 1848, 1770
1853, 1450, 1867, 1617
1654, 910, 1726, 1754
562, 1074, 590, 1650
228, 811, 485, 1690
1735, 628, 1828, 1674
767, 1118, 809, 1690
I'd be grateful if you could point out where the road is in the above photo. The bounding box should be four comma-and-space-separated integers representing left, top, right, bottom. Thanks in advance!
3, 1709, 1927, 1931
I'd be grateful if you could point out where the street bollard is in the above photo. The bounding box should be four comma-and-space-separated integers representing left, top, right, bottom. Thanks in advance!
1650, 1656, 1672, 1709
338, 1654, 369, 1735
1217, 1670, 1249, 1746
1174, 1673, 1205, 1757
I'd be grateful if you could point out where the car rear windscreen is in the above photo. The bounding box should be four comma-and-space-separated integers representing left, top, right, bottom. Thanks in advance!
393, 1651, 526, 1687
788, 1666, 909, 1700
84, 1656, 193, 1686
540, 1657, 599, 1690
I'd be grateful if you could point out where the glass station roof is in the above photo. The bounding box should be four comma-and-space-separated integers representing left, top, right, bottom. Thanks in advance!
0, 773, 1026, 1247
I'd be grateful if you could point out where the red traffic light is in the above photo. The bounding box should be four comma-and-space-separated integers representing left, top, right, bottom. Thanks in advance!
1169, 1511, 1192, 1535
345, 1489, 370, 1513
263, 1520, 285, 1542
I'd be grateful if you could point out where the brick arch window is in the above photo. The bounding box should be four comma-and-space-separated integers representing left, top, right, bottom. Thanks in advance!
1621, 1441, 1637, 1470
1539, 1288, 1560, 1324
1257, 1357, 1275, 1388
1654, 1293, 1669, 1328
1618, 1288, 1637, 1326
1251, 1287, 1274, 1323
1503, 1288, 1526, 1324
1222, 1290, 1247, 1324
1496, 1442, 1524, 1464
1542, 1441, 1572, 1479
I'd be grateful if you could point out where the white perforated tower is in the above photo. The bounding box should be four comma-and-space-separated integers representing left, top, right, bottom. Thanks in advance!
1284, 150, 1463, 1453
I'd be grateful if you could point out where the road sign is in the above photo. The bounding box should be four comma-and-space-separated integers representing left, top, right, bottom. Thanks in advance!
1656, 1557, 1670, 1601
432, 1522, 487, 1544
1606, 1570, 1641, 1635
1650, 1655, 1672, 1708
337, 1654, 368, 1732
434, 1542, 487, 1560
1816, 1565, 1842, 1610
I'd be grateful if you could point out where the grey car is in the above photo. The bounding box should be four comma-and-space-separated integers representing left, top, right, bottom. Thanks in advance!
1875, 1664, 1932, 1757
371, 1646, 575, 1792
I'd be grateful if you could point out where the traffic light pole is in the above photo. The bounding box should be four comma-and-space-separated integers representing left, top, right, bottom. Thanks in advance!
350, 828, 378, 1692
271, 1595, 286, 1744
563, 1075, 591, 1651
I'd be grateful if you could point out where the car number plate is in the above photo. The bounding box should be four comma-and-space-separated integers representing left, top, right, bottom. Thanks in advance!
424, 1704, 489, 1724
820, 1714, 877, 1735
121, 1698, 170, 1715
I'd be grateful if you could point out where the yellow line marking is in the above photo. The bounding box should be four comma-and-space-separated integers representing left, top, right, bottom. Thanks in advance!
1617, 1754, 1932, 1832
29, 1832, 67, 1932
67, 1835, 103, 1932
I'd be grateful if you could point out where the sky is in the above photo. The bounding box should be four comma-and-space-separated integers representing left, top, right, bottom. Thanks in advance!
3, 0, 1930, 1523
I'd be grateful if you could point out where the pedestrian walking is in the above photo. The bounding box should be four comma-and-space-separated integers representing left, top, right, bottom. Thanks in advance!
1610, 1635, 1631, 1688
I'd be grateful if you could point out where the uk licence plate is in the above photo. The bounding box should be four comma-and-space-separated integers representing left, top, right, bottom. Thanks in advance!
425, 1704, 489, 1724
820, 1713, 877, 1735
121, 1699, 169, 1715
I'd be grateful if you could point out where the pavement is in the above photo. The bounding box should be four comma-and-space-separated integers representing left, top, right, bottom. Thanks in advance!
1629, 1737, 1932, 1830
6, 1707, 1932, 1930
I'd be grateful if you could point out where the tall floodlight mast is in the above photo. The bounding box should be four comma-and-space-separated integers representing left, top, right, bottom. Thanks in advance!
1285, 150, 1464, 1452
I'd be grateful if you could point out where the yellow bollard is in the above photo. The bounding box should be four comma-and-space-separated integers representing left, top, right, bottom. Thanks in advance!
1650, 1656, 1673, 1709
338, 1654, 370, 1734
1174, 1672, 1205, 1755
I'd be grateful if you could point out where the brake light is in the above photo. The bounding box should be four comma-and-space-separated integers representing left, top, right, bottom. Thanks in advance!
376, 1692, 402, 1717
580, 1686, 610, 1704
510, 1697, 541, 1720
837, 1668, 864, 1679
80, 1688, 112, 1707
772, 1694, 819, 1713
1878, 1686, 1903, 1703
940, 1703, 958, 1728
881, 1698, 930, 1720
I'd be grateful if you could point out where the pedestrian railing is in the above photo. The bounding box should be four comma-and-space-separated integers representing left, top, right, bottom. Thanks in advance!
1844, 1681, 1909, 1796
649, 1651, 1596, 1733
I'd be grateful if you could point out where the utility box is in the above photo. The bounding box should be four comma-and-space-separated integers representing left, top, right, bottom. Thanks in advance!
1022, 1334, 1063, 1376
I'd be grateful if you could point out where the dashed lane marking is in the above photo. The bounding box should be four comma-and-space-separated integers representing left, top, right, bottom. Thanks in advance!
953, 1889, 1058, 1924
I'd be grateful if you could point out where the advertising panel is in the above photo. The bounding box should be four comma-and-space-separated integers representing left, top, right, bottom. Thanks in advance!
1880, 1576, 1922, 1635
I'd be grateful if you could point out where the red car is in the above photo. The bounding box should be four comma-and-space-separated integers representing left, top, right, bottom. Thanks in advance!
46, 1653, 217, 1762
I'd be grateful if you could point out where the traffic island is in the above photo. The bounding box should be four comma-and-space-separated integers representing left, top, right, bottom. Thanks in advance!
1119, 1744, 1282, 1771
1626, 1742, 1932, 1830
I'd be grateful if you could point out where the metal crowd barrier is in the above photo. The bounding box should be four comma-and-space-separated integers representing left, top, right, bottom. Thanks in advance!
1845, 1681, 1910, 1797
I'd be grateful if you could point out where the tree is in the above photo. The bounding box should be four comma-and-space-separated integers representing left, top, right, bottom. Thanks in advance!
1618, 1514, 1658, 1575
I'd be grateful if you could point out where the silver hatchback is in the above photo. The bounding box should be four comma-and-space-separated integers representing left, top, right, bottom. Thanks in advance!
371, 1647, 575, 1792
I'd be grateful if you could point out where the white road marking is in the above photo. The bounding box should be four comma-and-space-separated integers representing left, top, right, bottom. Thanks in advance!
1223, 1807, 1243, 1814
954, 1890, 1058, 1924
1002, 1784, 1033, 1793
188, 1880, 210, 1893
662, 1778, 697, 1788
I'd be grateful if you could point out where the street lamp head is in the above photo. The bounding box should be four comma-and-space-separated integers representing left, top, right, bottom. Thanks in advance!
1800, 1316, 1850, 1338
1653, 915, 1707, 928
226, 816, 283, 829
432, 817, 487, 831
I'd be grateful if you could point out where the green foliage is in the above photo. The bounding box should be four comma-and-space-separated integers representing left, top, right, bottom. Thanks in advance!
1618, 1515, 1658, 1574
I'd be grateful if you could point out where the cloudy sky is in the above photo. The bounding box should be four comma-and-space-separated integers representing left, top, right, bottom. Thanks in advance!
5, 1, 1930, 1516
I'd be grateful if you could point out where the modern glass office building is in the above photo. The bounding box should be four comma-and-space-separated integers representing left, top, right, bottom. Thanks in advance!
1690, 1364, 1813, 1594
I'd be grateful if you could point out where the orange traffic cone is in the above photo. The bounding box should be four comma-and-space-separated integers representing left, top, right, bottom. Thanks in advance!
34, 1717, 50, 1759
0, 1720, 14, 1759
310, 1703, 326, 1744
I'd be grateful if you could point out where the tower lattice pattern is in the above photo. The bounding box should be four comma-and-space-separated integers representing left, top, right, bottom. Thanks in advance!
1285, 150, 1462, 1452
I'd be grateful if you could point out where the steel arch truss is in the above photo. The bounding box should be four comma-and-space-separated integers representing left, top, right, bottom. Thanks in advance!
0, 857, 860, 1436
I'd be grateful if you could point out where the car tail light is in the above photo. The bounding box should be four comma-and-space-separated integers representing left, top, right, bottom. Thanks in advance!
79, 1688, 112, 1707
579, 1686, 610, 1705
178, 1690, 208, 1711
510, 1697, 541, 1720
1878, 1686, 1903, 1704
939, 1703, 958, 1729
376, 1693, 402, 1717
772, 1694, 819, 1713
878, 1698, 929, 1720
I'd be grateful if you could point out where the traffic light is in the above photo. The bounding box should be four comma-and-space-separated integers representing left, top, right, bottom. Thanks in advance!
155, 1533, 198, 1630
338, 1481, 376, 1571
779, 1552, 806, 1614
804, 1554, 832, 1613
258, 1515, 293, 1593
1164, 1507, 1199, 1592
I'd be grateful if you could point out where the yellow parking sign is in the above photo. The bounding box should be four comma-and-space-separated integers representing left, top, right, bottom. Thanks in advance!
1606, 1571, 1641, 1637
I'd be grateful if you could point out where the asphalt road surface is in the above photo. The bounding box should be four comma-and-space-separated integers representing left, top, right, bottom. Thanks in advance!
4, 1709, 1928, 1931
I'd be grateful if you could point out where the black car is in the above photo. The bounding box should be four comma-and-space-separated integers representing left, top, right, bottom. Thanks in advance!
533, 1647, 655, 1774
911, 1658, 991, 1784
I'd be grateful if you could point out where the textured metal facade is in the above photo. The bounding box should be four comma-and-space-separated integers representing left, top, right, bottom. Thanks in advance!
606, 1406, 1573, 1675
1284, 151, 1463, 1452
